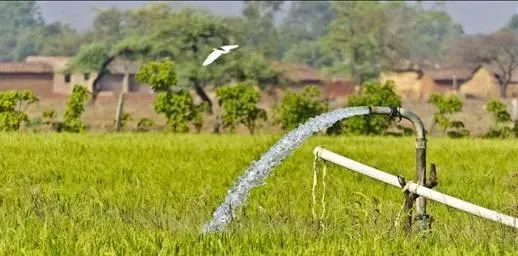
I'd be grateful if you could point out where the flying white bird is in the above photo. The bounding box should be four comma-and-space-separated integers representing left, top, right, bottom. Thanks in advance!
202, 45, 239, 66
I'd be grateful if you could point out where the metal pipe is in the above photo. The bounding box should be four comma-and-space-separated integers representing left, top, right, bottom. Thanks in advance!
313, 147, 518, 229
368, 107, 429, 230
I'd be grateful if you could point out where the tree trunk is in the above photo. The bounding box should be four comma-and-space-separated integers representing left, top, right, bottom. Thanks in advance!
213, 114, 221, 134
512, 98, 518, 129
192, 81, 213, 114
500, 82, 508, 98
114, 92, 125, 132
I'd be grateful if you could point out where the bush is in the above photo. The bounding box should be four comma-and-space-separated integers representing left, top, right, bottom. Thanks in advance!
273, 86, 328, 131
193, 102, 209, 134
137, 118, 155, 132
485, 100, 513, 138
63, 85, 91, 133
331, 80, 401, 136
428, 93, 469, 138
216, 84, 267, 134
136, 59, 207, 133
0, 90, 39, 131
41, 109, 63, 132
113, 112, 132, 131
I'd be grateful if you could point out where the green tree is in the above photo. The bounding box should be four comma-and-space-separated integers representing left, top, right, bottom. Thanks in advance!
0, 1, 42, 60
136, 59, 206, 133
325, 1, 386, 84
0, 90, 39, 131
242, 1, 284, 58
63, 85, 91, 133
274, 86, 328, 131
428, 93, 468, 137
485, 100, 514, 138
407, 3, 463, 61
339, 80, 402, 135
505, 14, 518, 34
0, 1, 82, 60
216, 84, 267, 134
278, 1, 334, 62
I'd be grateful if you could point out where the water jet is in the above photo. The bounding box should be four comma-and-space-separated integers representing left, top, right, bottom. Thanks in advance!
204, 106, 432, 233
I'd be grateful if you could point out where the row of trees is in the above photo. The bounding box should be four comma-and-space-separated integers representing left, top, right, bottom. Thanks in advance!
5, 58, 511, 139
5, 1, 518, 99
0, 1, 467, 101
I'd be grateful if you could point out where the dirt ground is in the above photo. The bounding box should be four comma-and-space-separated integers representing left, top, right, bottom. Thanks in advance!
24, 93, 512, 136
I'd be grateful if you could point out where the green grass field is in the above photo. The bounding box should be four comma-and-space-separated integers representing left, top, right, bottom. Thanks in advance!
0, 133, 517, 255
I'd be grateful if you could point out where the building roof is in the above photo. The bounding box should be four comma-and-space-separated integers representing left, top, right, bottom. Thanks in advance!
271, 61, 324, 83
25, 56, 71, 71
106, 58, 141, 74
0, 62, 53, 74
422, 67, 477, 81
25, 55, 141, 74
481, 63, 518, 83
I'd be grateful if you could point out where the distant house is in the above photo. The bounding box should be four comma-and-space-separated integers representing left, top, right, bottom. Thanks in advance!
379, 69, 437, 101
0, 62, 55, 97
458, 65, 500, 100
479, 64, 518, 98
24, 56, 152, 97
271, 61, 325, 90
423, 67, 475, 93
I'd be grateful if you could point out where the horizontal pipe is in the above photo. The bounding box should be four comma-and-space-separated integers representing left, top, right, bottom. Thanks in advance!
313, 147, 518, 229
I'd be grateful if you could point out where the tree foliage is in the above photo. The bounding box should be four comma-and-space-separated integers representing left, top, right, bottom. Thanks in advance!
242, 1, 283, 58
216, 84, 266, 134
274, 86, 328, 131
340, 80, 402, 135
323, 1, 463, 82
136, 59, 206, 133
428, 93, 468, 138
0, 1, 83, 61
485, 100, 514, 138
68, 5, 279, 110
63, 85, 91, 133
0, 90, 39, 131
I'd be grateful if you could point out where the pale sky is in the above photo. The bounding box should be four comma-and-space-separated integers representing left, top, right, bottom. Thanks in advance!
37, 1, 518, 35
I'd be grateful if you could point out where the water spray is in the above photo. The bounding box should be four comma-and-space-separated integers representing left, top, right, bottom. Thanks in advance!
203, 106, 432, 233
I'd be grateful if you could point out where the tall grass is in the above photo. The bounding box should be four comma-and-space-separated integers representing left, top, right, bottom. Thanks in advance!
0, 133, 516, 255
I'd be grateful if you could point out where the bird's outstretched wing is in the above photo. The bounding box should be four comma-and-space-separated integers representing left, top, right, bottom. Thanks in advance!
221, 45, 239, 51
203, 50, 224, 66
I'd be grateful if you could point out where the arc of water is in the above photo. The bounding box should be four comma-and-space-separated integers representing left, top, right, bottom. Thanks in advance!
204, 106, 427, 233
203, 107, 371, 232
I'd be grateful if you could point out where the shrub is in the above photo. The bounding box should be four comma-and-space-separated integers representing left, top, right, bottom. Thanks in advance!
485, 100, 513, 138
41, 109, 63, 132
332, 80, 401, 136
0, 90, 39, 131
113, 112, 132, 131
63, 85, 91, 133
137, 118, 155, 132
428, 93, 469, 138
192, 102, 209, 134
136, 59, 206, 133
216, 84, 267, 134
273, 85, 328, 131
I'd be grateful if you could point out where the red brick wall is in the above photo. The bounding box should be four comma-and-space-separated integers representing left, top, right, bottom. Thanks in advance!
0, 73, 54, 96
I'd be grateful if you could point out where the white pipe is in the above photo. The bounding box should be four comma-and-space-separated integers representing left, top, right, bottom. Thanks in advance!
313, 147, 518, 229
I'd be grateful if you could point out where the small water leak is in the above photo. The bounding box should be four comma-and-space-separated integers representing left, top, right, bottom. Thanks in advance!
203, 107, 371, 232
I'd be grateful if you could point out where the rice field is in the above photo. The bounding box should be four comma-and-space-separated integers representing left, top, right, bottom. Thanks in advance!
0, 133, 517, 255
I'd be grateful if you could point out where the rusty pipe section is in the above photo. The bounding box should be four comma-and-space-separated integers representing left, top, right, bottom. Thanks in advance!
368, 106, 429, 231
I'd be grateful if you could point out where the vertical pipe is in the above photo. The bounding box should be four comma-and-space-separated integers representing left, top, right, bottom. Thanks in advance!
369, 107, 429, 232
